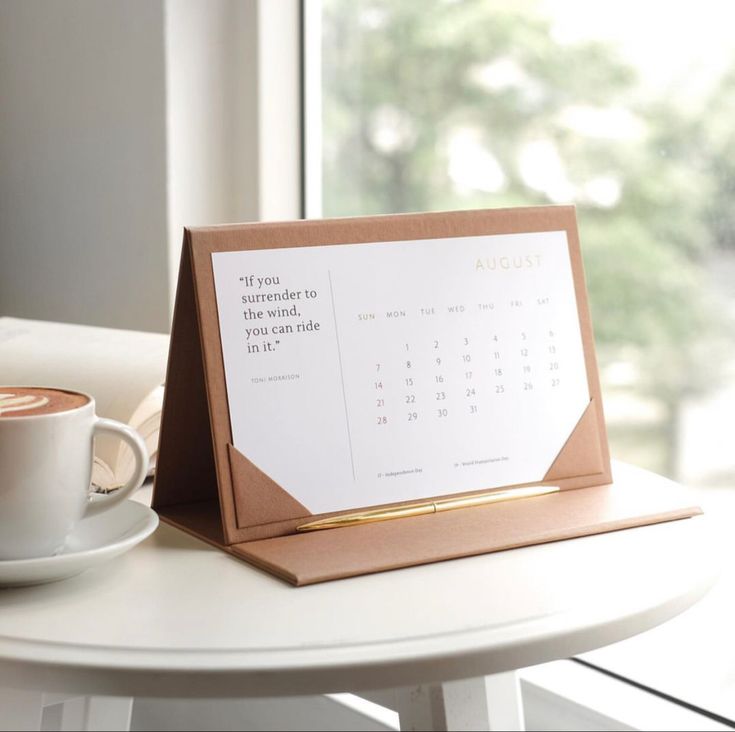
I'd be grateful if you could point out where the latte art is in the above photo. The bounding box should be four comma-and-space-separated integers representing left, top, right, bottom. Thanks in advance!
0, 387, 90, 417
0, 392, 50, 415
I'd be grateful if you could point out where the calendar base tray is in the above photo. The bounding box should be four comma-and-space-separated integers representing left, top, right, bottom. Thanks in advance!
158, 465, 701, 586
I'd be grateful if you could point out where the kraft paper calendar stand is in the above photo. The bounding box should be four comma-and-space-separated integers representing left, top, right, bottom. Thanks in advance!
152, 205, 701, 585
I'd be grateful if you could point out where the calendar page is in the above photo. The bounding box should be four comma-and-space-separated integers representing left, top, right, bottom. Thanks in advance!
212, 231, 590, 515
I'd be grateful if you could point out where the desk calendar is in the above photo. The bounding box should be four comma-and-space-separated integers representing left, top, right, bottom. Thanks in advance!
151, 206, 697, 586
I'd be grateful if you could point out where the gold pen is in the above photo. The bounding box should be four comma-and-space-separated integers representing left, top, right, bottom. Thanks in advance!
295, 484, 560, 532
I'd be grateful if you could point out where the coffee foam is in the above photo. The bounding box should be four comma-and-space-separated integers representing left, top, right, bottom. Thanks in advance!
0, 393, 49, 413
0, 387, 89, 417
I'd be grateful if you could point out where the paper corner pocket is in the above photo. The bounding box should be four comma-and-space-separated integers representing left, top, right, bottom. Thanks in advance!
543, 398, 607, 483
226, 443, 312, 528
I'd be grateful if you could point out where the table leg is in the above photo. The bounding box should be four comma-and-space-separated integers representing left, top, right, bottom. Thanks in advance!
0, 687, 44, 731
57, 696, 133, 732
443, 673, 525, 731
395, 672, 525, 731
394, 684, 448, 731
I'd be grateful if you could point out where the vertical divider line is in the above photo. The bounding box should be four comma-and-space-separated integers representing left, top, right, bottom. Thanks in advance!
328, 270, 357, 480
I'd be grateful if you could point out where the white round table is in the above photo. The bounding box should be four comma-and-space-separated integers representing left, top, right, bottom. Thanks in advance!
0, 463, 718, 731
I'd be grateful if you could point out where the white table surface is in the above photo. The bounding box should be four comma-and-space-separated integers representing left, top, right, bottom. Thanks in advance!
0, 462, 718, 702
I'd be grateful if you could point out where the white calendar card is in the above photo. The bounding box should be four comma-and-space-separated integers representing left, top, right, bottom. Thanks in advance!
211, 231, 590, 515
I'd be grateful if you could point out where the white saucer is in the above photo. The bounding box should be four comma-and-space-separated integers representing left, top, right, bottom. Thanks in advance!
0, 501, 158, 587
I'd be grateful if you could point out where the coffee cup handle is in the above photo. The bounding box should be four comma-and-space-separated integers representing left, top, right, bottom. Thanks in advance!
86, 417, 149, 516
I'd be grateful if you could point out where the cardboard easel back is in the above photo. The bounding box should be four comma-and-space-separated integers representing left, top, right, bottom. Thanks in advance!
186, 206, 613, 542
153, 234, 224, 545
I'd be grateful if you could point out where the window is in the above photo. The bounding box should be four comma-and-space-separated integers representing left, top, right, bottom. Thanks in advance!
305, 0, 735, 722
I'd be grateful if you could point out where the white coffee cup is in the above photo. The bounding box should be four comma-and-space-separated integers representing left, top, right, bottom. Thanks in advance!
0, 387, 148, 560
